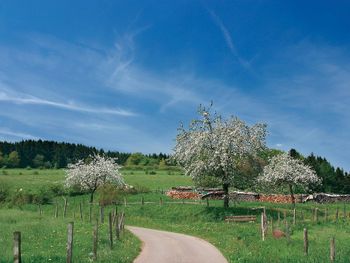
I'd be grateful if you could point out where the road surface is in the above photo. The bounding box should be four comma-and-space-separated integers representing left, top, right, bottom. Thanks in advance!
127, 226, 228, 263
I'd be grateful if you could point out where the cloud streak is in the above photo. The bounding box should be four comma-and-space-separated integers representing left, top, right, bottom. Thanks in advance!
207, 8, 251, 69
0, 128, 38, 140
0, 87, 136, 117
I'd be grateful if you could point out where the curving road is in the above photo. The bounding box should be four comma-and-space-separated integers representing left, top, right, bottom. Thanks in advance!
127, 226, 228, 263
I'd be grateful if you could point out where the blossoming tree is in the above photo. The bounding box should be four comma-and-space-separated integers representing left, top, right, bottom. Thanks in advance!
173, 104, 267, 208
65, 155, 124, 203
258, 152, 321, 207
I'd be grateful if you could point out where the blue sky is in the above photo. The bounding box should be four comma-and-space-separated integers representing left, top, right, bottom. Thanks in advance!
0, 1, 349, 171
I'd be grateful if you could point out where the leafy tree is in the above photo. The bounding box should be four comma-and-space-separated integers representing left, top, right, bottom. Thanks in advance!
0, 151, 3, 167
173, 104, 267, 208
125, 153, 144, 166
258, 153, 321, 207
65, 155, 124, 203
158, 158, 167, 170
33, 154, 45, 168
7, 151, 20, 168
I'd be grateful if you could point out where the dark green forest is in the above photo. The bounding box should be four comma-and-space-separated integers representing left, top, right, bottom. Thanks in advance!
0, 140, 169, 169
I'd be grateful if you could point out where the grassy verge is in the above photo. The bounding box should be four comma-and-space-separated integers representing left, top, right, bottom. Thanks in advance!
0, 207, 140, 262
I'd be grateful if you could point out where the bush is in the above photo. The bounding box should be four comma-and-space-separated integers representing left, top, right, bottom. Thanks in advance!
194, 175, 221, 188
149, 171, 157, 175
49, 184, 66, 196
123, 184, 151, 195
10, 190, 34, 206
32, 187, 53, 205
33, 171, 39, 175
98, 184, 121, 206
67, 184, 87, 196
0, 185, 10, 202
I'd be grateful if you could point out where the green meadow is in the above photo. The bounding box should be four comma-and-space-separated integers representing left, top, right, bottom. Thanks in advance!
1, 169, 350, 262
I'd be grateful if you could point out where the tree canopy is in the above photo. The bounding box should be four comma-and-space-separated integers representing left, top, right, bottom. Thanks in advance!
173, 104, 267, 208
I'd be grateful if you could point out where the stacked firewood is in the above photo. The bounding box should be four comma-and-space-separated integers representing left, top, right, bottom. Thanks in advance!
259, 194, 303, 204
166, 190, 201, 200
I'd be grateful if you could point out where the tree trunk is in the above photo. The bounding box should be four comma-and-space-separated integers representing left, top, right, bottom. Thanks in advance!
223, 183, 229, 209
289, 184, 295, 208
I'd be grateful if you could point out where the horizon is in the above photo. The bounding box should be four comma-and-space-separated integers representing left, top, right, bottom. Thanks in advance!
0, 1, 349, 171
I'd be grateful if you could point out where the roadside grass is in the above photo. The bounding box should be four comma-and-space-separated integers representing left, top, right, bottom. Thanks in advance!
0, 207, 140, 262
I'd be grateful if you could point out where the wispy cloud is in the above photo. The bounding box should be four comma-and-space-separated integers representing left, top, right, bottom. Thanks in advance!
0, 87, 136, 116
104, 32, 205, 110
207, 8, 251, 69
0, 128, 38, 140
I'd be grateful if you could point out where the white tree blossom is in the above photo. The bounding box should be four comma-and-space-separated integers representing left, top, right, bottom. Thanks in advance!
65, 155, 124, 203
173, 104, 267, 208
258, 153, 321, 206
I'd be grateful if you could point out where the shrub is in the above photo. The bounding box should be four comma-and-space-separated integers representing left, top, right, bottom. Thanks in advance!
0, 184, 10, 202
32, 188, 53, 205
33, 171, 39, 175
11, 190, 34, 206
149, 171, 157, 175
98, 183, 121, 206
194, 175, 221, 188
123, 184, 151, 195
49, 184, 66, 196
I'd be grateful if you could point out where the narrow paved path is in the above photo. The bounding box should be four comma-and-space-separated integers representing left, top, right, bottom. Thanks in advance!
127, 226, 228, 263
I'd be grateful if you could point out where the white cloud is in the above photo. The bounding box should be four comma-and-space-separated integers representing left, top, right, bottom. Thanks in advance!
0, 85, 136, 117
0, 128, 38, 140
207, 8, 251, 69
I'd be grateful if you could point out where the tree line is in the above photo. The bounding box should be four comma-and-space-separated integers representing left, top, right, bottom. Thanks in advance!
0, 140, 169, 169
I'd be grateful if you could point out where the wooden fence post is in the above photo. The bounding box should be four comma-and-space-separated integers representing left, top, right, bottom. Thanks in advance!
115, 213, 120, 239
89, 204, 92, 223
55, 203, 59, 218
293, 208, 296, 225
336, 208, 339, 222
261, 213, 266, 241
93, 219, 98, 261
66, 222, 74, 263
285, 220, 290, 244
124, 197, 127, 207
63, 199, 68, 218
270, 217, 274, 235
303, 228, 308, 255
13, 231, 21, 263
100, 206, 104, 224
206, 198, 209, 207
79, 202, 83, 221
314, 208, 318, 222
277, 211, 280, 225
108, 212, 113, 249
283, 210, 287, 226
330, 237, 335, 262
141, 196, 144, 205
160, 197, 163, 206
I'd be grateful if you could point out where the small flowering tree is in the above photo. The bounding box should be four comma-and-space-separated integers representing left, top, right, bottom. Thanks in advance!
173, 104, 267, 208
258, 153, 321, 207
65, 155, 124, 203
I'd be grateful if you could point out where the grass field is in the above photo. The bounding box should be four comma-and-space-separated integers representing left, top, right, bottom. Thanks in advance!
0, 168, 192, 192
1, 169, 350, 262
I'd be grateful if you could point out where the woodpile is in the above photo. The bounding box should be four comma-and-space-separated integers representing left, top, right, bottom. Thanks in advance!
166, 190, 200, 200
259, 194, 303, 204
